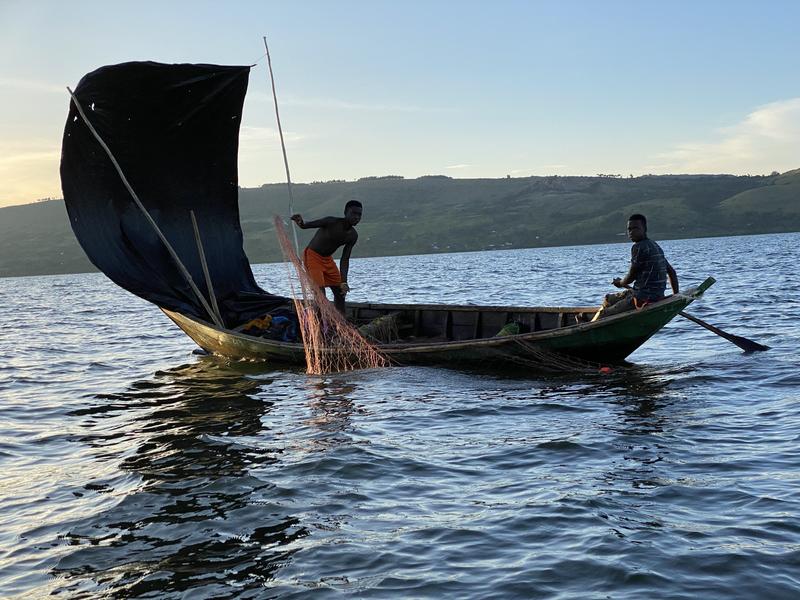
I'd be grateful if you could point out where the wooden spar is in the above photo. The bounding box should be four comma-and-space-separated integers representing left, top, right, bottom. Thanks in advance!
190, 210, 223, 327
66, 87, 225, 329
262, 36, 300, 253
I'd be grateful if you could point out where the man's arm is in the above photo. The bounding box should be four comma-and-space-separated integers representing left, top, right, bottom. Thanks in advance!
338, 236, 357, 293
613, 263, 638, 288
613, 245, 640, 288
666, 261, 679, 294
339, 242, 355, 294
290, 215, 337, 230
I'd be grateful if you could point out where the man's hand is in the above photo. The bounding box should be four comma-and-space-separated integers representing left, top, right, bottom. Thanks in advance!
339, 282, 350, 294
290, 214, 304, 228
612, 277, 624, 288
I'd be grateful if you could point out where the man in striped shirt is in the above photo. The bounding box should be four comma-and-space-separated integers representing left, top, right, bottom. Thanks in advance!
592, 214, 679, 321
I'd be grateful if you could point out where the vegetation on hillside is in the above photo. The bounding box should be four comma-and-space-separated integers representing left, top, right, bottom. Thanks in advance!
1, 172, 798, 278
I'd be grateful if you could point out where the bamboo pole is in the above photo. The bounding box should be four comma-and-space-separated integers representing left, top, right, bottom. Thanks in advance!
262, 36, 300, 253
190, 210, 223, 326
66, 87, 225, 329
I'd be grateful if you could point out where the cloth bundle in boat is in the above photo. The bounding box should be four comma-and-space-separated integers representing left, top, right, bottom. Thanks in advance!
60, 61, 288, 327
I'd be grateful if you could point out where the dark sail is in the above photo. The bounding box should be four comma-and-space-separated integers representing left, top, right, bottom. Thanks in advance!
60, 61, 287, 326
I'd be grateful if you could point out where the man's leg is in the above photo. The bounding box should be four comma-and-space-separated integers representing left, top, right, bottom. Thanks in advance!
331, 285, 345, 314
591, 290, 634, 321
600, 294, 636, 318
304, 249, 327, 296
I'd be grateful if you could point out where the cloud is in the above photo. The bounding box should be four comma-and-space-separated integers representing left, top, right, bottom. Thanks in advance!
285, 97, 431, 113
506, 165, 567, 175
247, 90, 445, 113
656, 97, 800, 174
0, 140, 60, 166
0, 141, 61, 206
0, 77, 64, 94
445, 163, 471, 170
0, 150, 60, 166
239, 126, 306, 144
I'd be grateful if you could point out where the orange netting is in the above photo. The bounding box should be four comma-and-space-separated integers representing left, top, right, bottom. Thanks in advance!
273, 216, 389, 374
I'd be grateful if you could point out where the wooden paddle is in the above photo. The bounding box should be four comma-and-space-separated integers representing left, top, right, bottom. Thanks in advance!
621, 284, 769, 353
676, 310, 769, 353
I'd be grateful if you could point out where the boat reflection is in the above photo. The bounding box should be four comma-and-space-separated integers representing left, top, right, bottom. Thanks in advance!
53, 359, 308, 596
588, 364, 699, 539
302, 378, 359, 451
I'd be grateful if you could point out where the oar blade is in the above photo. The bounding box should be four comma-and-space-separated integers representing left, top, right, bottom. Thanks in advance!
731, 336, 770, 353
678, 311, 769, 353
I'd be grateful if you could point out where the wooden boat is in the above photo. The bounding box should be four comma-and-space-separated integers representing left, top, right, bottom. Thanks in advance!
61, 62, 720, 372
162, 278, 714, 369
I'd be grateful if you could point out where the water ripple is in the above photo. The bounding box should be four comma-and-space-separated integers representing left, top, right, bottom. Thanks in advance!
1, 234, 799, 598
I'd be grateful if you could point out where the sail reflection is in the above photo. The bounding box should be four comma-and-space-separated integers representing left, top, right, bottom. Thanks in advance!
54, 359, 308, 597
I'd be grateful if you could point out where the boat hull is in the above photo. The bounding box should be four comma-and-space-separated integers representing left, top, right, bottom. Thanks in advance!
162, 289, 700, 370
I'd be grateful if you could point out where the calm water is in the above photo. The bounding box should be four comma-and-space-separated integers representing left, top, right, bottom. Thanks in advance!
1, 233, 798, 598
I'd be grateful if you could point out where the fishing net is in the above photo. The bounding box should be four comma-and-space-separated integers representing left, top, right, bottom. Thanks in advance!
357, 312, 401, 343
509, 339, 616, 374
273, 216, 389, 374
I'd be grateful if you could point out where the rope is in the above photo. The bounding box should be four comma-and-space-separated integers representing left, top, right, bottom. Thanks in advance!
510, 339, 616, 374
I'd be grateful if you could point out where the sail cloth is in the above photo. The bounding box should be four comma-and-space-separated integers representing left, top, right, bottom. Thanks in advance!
60, 61, 288, 326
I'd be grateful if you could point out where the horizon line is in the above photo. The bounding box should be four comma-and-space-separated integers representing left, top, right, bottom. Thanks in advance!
3, 168, 797, 209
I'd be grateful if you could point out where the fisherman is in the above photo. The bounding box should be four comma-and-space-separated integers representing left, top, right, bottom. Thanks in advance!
592, 213, 679, 321
291, 200, 362, 314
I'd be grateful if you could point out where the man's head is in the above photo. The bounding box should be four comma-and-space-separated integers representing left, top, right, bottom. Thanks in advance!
344, 200, 363, 226
627, 214, 647, 242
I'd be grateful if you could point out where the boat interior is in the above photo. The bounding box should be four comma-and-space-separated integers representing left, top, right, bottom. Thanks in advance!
339, 303, 599, 344
231, 302, 602, 344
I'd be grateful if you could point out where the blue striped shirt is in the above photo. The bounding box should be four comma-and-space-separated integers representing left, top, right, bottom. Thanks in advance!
631, 238, 668, 301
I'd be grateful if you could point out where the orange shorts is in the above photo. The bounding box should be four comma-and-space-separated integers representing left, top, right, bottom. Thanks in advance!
303, 248, 341, 288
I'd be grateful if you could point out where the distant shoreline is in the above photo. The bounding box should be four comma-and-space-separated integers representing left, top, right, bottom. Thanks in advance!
2, 171, 798, 278
3, 230, 796, 280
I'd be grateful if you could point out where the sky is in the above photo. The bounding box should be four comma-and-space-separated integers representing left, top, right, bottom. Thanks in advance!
1, 0, 799, 208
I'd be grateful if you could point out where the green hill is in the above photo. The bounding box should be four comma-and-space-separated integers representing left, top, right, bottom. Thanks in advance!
0, 200, 95, 277
719, 168, 800, 218
1, 172, 799, 278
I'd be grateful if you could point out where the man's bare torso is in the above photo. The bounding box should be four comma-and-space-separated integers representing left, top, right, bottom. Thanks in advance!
307, 218, 358, 256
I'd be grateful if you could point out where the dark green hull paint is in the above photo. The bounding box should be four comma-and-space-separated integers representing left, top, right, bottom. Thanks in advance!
162, 280, 713, 370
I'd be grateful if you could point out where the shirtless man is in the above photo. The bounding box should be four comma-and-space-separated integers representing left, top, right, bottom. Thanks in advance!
291, 200, 362, 314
